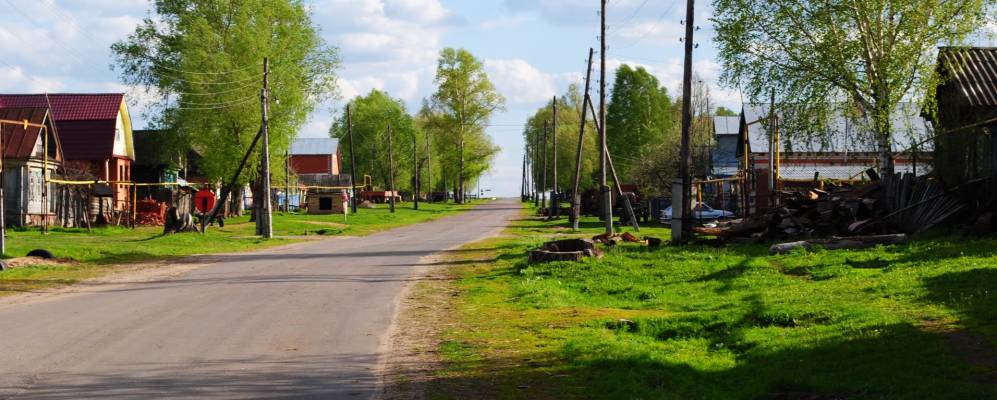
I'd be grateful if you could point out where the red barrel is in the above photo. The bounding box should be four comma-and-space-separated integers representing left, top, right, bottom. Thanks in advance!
195, 189, 216, 213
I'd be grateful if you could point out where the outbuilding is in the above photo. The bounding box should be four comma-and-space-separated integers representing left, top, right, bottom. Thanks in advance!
0, 107, 63, 227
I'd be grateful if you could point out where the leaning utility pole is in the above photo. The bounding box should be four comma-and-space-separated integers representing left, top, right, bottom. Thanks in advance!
571, 48, 595, 230
674, 0, 695, 243
413, 133, 420, 210
551, 96, 559, 219
387, 126, 396, 213
258, 57, 274, 239
347, 105, 358, 214
599, 0, 613, 234
541, 121, 549, 214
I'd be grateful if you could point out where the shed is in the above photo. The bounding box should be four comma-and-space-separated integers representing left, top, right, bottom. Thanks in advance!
927, 47, 997, 189
298, 174, 352, 215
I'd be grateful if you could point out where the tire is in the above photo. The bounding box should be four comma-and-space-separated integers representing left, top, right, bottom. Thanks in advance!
27, 249, 54, 259
0, 259, 7, 271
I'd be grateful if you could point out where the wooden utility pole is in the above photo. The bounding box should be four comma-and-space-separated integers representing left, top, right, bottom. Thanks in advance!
550, 97, 559, 219
413, 133, 420, 210
586, 97, 639, 232
599, 0, 613, 234
533, 132, 540, 207
347, 105, 358, 214
425, 130, 433, 203
521, 153, 527, 201
0, 121, 4, 256
674, 0, 695, 243
259, 57, 273, 239
387, 126, 396, 213
541, 121, 549, 214
284, 150, 290, 212
571, 48, 595, 230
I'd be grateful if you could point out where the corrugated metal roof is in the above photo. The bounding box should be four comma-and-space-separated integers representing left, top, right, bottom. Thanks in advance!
740, 102, 932, 155
0, 107, 51, 159
938, 47, 997, 107
290, 138, 339, 155
0, 94, 123, 121
781, 164, 932, 180
714, 116, 739, 136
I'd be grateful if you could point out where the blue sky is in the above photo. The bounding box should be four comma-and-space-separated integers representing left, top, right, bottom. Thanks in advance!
0, 0, 740, 197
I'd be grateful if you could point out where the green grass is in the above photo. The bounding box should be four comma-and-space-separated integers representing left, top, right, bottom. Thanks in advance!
427, 205, 997, 399
0, 201, 480, 295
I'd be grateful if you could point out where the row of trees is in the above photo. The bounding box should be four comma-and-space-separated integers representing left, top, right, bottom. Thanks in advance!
524, 64, 715, 197
330, 48, 504, 204
113, 0, 503, 215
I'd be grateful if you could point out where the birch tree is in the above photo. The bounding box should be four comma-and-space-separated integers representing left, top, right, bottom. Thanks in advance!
713, 0, 993, 174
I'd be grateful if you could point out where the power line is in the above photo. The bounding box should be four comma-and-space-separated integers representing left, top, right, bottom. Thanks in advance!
608, 0, 651, 33
611, 0, 680, 50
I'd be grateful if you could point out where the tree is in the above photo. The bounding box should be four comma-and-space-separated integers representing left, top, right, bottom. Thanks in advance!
715, 106, 738, 117
430, 48, 506, 203
606, 65, 676, 181
331, 90, 418, 193
713, 0, 992, 174
112, 0, 339, 215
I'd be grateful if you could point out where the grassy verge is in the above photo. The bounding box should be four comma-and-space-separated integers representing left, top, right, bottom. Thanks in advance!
0, 201, 481, 296
427, 206, 997, 399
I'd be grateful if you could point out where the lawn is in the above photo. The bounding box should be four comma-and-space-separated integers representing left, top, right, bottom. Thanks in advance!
425, 205, 997, 399
0, 201, 480, 296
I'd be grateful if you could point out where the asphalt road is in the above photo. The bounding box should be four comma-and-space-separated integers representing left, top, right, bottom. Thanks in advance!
0, 199, 519, 399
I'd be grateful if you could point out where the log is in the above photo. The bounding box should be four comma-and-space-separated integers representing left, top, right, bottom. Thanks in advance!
769, 234, 907, 255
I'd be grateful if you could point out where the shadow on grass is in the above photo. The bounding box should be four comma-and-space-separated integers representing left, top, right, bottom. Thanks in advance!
420, 319, 993, 400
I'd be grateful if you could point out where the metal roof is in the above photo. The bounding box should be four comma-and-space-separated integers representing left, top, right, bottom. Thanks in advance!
0, 107, 54, 160
938, 47, 997, 107
0, 94, 123, 121
290, 138, 339, 156
714, 116, 739, 136
740, 102, 933, 155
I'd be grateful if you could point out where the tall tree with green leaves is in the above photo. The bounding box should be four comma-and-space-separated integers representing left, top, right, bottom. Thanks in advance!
112, 0, 339, 210
430, 48, 505, 203
606, 65, 676, 181
713, 0, 993, 174
330, 90, 418, 192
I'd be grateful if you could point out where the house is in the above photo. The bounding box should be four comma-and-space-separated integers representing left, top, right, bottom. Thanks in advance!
736, 103, 933, 214
926, 47, 997, 190
289, 138, 341, 175
712, 116, 741, 177
0, 94, 135, 212
0, 107, 63, 227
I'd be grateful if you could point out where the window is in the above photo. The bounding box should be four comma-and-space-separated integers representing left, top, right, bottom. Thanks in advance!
319, 197, 333, 211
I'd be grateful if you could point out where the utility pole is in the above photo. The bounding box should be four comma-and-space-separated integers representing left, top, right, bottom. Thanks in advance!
533, 133, 540, 207
284, 150, 290, 212
387, 125, 396, 213
551, 96, 559, 219
425, 130, 433, 203
673, 0, 695, 243
541, 121, 549, 214
768, 90, 776, 210
347, 105, 358, 214
413, 133, 420, 210
521, 153, 527, 201
259, 57, 274, 239
599, 0, 613, 234
571, 48, 595, 230
0, 121, 4, 256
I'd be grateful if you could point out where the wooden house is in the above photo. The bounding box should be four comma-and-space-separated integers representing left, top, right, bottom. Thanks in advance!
298, 174, 351, 215
0, 94, 135, 213
736, 103, 933, 214
0, 108, 63, 227
927, 47, 997, 190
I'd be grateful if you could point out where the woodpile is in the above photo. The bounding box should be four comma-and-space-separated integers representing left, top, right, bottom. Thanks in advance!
528, 239, 603, 264
699, 173, 968, 243
135, 199, 166, 226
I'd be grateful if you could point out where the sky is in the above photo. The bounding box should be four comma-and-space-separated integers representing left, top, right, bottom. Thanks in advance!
0, 0, 741, 197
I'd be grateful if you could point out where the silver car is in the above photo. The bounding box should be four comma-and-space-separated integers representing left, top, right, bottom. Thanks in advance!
660, 203, 735, 222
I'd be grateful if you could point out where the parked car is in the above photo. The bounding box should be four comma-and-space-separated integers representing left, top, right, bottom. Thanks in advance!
659, 203, 735, 222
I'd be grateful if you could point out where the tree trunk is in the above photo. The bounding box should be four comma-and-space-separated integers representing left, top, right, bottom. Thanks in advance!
457, 133, 465, 204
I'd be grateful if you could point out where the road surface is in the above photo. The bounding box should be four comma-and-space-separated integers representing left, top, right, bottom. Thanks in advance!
0, 199, 519, 399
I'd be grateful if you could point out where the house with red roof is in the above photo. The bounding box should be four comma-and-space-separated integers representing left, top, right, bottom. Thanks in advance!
0, 94, 135, 213
0, 107, 63, 226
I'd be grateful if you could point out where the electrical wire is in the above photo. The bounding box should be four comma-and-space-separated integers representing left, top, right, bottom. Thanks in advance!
611, 0, 681, 51
608, 0, 651, 33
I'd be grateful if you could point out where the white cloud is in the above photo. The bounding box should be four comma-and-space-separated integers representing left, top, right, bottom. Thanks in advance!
485, 59, 558, 105
479, 14, 529, 30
